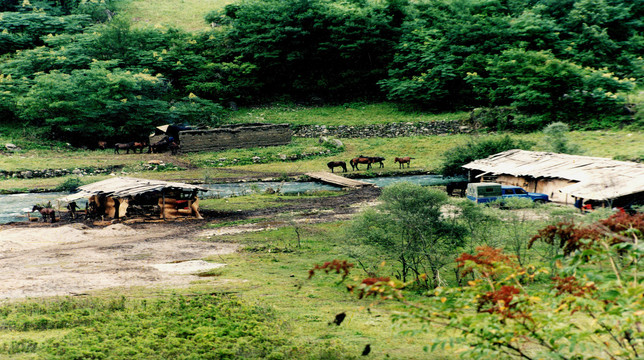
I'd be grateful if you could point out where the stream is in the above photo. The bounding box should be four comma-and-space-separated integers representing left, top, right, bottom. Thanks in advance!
0, 175, 464, 224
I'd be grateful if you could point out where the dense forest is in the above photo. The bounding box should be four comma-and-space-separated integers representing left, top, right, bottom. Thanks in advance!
0, 0, 642, 145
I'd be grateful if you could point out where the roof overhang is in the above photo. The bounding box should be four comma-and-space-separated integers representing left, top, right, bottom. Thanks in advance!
59, 177, 208, 202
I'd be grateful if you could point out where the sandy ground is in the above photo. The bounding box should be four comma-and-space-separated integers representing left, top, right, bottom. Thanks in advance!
0, 222, 239, 300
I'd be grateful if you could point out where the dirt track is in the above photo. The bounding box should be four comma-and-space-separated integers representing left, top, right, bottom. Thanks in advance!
0, 187, 381, 300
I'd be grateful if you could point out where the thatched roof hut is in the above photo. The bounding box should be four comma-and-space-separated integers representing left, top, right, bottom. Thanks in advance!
60, 177, 209, 220
462, 150, 644, 206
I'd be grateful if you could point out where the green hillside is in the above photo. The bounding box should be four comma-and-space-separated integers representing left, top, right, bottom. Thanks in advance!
121, 0, 234, 31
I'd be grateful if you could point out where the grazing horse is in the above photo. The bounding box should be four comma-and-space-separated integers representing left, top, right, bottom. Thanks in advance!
32, 205, 56, 223
149, 138, 170, 153
132, 141, 148, 153
446, 181, 468, 197
394, 156, 414, 169
327, 161, 347, 173
350, 156, 373, 171
169, 141, 180, 155
369, 156, 385, 169
66, 201, 79, 219
114, 142, 135, 154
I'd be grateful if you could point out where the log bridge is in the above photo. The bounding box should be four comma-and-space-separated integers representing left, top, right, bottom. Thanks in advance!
305, 172, 375, 188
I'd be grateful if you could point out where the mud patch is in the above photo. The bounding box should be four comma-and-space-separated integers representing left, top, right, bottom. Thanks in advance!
151, 260, 226, 274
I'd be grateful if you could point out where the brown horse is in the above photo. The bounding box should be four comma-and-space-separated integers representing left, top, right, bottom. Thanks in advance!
97, 141, 107, 150
350, 156, 373, 171
132, 141, 148, 153
32, 205, 56, 223
327, 161, 347, 173
114, 142, 135, 154
394, 156, 414, 169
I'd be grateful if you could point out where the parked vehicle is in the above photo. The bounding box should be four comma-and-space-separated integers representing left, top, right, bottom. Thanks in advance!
466, 183, 549, 204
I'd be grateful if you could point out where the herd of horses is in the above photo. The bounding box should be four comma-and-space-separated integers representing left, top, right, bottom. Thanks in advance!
99, 137, 180, 155
327, 156, 415, 173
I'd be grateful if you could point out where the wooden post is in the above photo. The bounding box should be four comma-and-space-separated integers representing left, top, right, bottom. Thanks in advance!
162, 190, 166, 221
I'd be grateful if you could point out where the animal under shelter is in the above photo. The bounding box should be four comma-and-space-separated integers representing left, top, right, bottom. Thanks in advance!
59, 177, 208, 220
462, 149, 644, 208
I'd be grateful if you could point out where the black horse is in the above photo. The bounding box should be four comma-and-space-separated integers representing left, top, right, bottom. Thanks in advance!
327, 161, 347, 173
446, 181, 468, 197
369, 156, 385, 169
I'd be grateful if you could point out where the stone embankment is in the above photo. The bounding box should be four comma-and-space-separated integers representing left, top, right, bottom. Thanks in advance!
1, 166, 122, 180
292, 120, 471, 138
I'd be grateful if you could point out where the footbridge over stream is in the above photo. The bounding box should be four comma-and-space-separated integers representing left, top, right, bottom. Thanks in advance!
305, 172, 375, 188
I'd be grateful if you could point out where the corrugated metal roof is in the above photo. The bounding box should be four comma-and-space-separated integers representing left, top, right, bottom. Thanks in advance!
59, 177, 208, 202
463, 150, 644, 200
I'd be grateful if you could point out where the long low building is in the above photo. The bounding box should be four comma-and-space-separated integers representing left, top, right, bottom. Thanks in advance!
462, 149, 644, 207
60, 177, 209, 220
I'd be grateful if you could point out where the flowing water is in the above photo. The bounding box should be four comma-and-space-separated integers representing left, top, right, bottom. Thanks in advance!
0, 175, 465, 224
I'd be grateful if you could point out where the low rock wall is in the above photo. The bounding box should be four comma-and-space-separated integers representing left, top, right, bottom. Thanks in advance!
1, 166, 122, 179
180, 123, 292, 153
292, 120, 471, 138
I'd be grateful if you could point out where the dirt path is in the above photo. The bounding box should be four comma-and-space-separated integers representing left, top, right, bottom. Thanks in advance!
0, 187, 381, 300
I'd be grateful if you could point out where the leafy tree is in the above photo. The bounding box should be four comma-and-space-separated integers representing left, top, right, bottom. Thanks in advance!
542, 122, 581, 154
381, 0, 642, 126
16, 64, 170, 145
466, 49, 635, 128
441, 135, 534, 176
218, 0, 406, 101
0, 12, 92, 55
168, 94, 226, 128
350, 183, 467, 287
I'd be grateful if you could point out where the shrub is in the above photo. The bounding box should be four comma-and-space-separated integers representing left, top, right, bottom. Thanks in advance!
441, 135, 534, 176
55, 177, 83, 192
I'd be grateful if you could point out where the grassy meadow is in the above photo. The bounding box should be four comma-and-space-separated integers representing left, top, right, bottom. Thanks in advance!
0, 201, 588, 359
119, 0, 235, 31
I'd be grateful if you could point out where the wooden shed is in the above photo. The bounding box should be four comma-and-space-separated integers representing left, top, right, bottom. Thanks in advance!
59, 177, 209, 220
462, 150, 644, 207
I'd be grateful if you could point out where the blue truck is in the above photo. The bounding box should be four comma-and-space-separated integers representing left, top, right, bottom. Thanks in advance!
466, 183, 549, 204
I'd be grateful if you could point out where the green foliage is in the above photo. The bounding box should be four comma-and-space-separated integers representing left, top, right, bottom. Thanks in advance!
542, 121, 581, 154
0, 12, 91, 55
219, 0, 406, 101
350, 183, 467, 287
0, 294, 290, 359
441, 135, 534, 176
321, 212, 644, 359
54, 177, 83, 192
1, 0, 643, 145
380, 0, 642, 127
16, 64, 170, 145
466, 49, 635, 128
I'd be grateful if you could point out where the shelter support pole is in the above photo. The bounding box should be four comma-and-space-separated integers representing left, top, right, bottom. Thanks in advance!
162, 190, 166, 221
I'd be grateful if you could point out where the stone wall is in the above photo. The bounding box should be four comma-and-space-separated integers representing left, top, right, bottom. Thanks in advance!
292, 120, 471, 138
179, 123, 292, 153
0, 166, 121, 179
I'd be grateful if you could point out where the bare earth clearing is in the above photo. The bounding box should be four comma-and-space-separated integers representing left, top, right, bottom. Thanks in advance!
0, 187, 381, 300
0, 222, 239, 299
